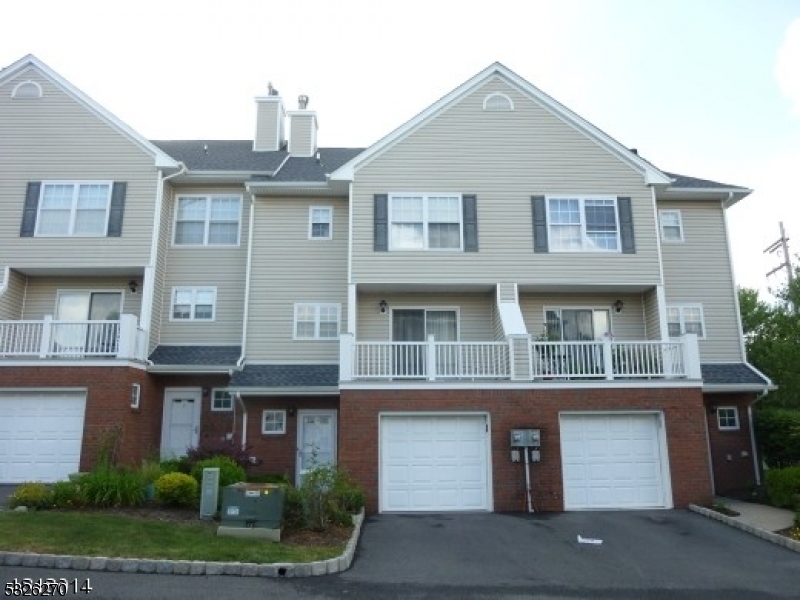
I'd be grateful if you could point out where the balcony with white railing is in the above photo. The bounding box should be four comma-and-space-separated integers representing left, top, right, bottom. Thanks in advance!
340, 334, 701, 383
0, 314, 144, 361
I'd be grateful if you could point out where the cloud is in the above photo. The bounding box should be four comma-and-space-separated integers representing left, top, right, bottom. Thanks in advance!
775, 19, 800, 117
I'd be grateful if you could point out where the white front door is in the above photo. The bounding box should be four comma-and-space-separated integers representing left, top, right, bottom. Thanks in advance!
296, 410, 337, 486
161, 389, 202, 458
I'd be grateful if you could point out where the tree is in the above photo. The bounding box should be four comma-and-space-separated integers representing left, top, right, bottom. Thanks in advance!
739, 267, 800, 408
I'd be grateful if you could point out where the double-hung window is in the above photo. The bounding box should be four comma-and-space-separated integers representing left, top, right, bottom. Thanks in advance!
211, 389, 233, 412
262, 410, 286, 434
35, 182, 112, 236
309, 206, 332, 240
174, 195, 241, 245
659, 210, 684, 242
294, 303, 341, 340
389, 194, 462, 250
171, 287, 216, 321
667, 304, 705, 339
716, 407, 739, 431
547, 197, 619, 251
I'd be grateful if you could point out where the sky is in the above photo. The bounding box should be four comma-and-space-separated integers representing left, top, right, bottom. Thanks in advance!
1, 0, 798, 297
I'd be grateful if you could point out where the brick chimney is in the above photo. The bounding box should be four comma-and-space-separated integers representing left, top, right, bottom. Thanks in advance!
253, 82, 285, 152
288, 94, 318, 157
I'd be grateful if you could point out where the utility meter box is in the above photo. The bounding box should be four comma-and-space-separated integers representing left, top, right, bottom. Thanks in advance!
218, 483, 285, 541
510, 429, 541, 448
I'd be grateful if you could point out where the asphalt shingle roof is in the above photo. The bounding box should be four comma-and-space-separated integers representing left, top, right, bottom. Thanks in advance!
701, 363, 770, 386
150, 141, 363, 182
148, 345, 241, 366
665, 172, 748, 190
230, 364, 339, 388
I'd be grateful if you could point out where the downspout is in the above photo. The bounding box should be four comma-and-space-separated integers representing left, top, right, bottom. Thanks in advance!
748, 392, 766, 486
236, 192, 256, 369
235, 392, 248, 452
144, 162, 187, 366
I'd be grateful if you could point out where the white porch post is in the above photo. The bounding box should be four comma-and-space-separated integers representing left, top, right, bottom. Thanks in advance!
339, 333, 354, 381
117, 314, 138, 360
427, 334, 436, 381
347, 284, 357, 335
682, 333, 702, 379
39, 315, 53, 358
603, 337, 614, 380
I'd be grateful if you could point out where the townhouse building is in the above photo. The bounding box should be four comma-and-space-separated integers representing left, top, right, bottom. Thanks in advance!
0, 55, 772, 513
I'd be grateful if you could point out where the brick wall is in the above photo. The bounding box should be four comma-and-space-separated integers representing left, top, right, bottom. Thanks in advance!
0, 365, 162, 471
340, 386, 713, 513
704, 392, 758, 495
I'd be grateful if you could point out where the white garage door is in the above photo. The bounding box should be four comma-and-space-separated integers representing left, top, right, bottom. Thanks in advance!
560, 413, 667, 510
0, 392, 86, 483
381, 415, 490, 512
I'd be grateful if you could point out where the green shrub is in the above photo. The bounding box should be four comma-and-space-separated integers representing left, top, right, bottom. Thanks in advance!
282, 485, 305, 529
8, 482, 53, 509
299, 465, 364, 531
80, 466, 145, 508
190, 456, 246, 488
159, 457, 191, 475
139, 459, 163, 484
754, 407, 800, 467
247, 473, 291, 485
154, 472, 198, 507
765, 466, 800, 508
51, 480, 84, 509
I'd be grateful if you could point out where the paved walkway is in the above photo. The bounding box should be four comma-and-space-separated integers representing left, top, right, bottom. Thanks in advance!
717, 496, 796, 532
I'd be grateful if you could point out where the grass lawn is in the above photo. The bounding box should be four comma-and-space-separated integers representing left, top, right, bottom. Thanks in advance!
0, 511, 344, 563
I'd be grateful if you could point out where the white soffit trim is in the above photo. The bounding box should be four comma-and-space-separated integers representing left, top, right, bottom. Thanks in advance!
0, 54, 179, 170
330, 62, 672, 186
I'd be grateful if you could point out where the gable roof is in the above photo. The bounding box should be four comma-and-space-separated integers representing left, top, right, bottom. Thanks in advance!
0, 54, 179, 170
701, 363, 774, 392
331, 62, 672, 186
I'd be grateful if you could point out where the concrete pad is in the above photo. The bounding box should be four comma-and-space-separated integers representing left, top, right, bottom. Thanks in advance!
717, 497, 796, 532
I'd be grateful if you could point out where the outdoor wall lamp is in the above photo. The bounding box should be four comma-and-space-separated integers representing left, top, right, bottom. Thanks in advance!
613, 299, 624, 313
288, 407, 297, 417
379, 299, 388, 314
128, 280, 138, 293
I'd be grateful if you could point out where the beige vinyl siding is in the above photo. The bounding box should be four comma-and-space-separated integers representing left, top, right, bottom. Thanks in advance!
660, 201, 744, 362
158, 186, 248, 345
520, 293, 645, 341
643, 288, 661, 340
21, 277, 142, 320
350, 76, 660, 287
246, 197, 348, 361
289, 114, 315, 157
356, 292, 494, 341
254, 100, 283, 151
0, 269, 26, 320
148, 183, 174, 352
0, 68, 159, 270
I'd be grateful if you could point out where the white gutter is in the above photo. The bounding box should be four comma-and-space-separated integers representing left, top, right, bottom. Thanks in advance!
235, 392, 248, 451
236, 192, 256, 369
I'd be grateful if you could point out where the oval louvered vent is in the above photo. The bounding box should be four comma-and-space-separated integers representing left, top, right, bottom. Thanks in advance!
483, 92, 513, 111
12, 80, 43, 99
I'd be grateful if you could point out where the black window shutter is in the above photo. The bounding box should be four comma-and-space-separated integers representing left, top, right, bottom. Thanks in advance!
20, 182, 41, 237
374, 194, 388, 251
462, 194, 478, 252
617, 196, 635, 254
531, 195, 548, 253
107, 182, 127, 237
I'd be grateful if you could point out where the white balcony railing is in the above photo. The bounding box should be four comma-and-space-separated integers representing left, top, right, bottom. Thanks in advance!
0, 314, 143, 360
341, 334, 701, 383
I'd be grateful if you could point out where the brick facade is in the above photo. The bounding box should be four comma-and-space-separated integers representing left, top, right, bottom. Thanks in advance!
340, 386, 714, 513
703, 392, 759, 495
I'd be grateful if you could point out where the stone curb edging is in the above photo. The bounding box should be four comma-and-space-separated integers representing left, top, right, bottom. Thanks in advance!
689, 504, 800, 553
0, 509, 364, 577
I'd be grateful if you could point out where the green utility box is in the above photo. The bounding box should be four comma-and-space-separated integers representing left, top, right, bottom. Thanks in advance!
217, 483, 285, 541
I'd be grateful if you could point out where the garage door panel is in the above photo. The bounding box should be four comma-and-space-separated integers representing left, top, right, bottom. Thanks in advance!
381, 415, 489, 512
561, 413, 666, 510
0, 392, 86, 483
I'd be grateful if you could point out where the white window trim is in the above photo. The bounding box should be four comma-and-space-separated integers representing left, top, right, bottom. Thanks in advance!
262, 409, 287, 435
388, 306, 461, 341
172, 194, 242, 247
388, 193, 464, 251
659, 209, 684, 243
308, 206, 333, 240
546, 195, 621, 253
716, 406, 740, 431
667, 303, 706, 340
293, 302, 341, 340
210, 389, 233, 412
542, 306, 613, 340
35, 181, 113, 237
12, 80, 43, 99
54, 289, 125, 320
170, 286, 217, 322
483, 92, 514, 111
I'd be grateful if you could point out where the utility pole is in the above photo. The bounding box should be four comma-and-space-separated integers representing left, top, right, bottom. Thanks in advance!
764, 221, 793, 284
